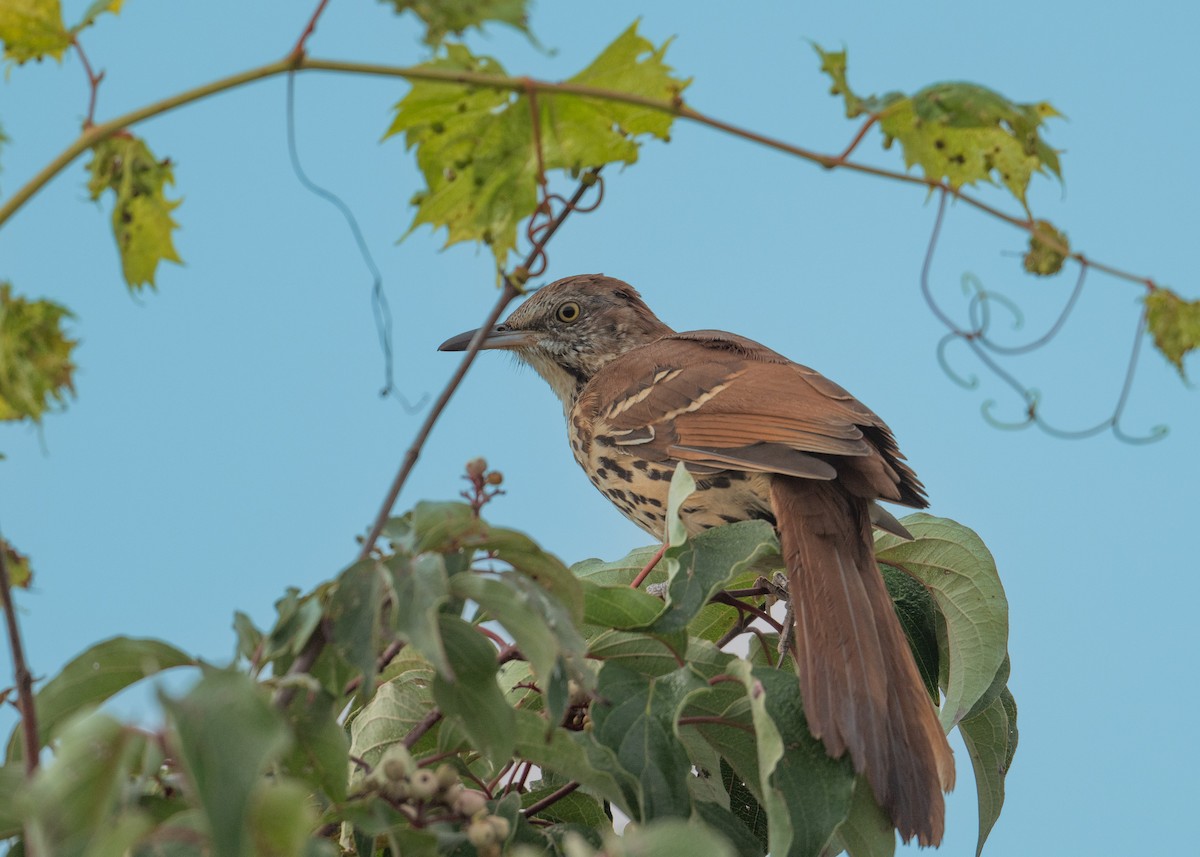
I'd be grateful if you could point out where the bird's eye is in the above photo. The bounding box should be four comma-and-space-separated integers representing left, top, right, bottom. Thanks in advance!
556, 301, 582, 323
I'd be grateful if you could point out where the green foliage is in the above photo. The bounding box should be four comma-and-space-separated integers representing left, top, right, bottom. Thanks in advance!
1, 538, 32, 589
0, 0, 70, 64
385, 24, 687, 272
86, 135, 183, 289
1024, 220, 1070, 276
0, 282, 77, 423
381, 0, 531, 47
814, 45, 1061, 206
959, 689, 1019, 857
1145, 288, 1200, 378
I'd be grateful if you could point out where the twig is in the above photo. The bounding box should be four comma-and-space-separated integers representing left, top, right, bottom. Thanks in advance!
522, 780, 581, 816
829, 114, 878, 165
403, 709, 443, 749
0, 533, 39, 774
342, 638, 406, 695
71, 37, 104, 128
289, 0, 333, 62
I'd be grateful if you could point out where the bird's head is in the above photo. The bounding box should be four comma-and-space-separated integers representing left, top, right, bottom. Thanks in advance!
438, 274, 673, 406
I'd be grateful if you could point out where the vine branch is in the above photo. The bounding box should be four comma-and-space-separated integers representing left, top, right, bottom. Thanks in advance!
70, 36, 104, 128
0, 534, 39, 775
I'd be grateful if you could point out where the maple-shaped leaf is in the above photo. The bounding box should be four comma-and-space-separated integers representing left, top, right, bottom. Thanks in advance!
1145, 288, 1200, 379
814, 46, 1062, 206
0, 0, 71, 64
2, 539, 32, 589
86, 134, 183, 289
0, 282, 77, 423
1023, 220, 1069, 276
70, 0, 123, 35
381, 0, 531, 46
386, 23, 687, 272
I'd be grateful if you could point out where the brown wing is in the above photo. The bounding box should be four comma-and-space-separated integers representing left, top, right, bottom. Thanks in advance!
577, 331, 926, 507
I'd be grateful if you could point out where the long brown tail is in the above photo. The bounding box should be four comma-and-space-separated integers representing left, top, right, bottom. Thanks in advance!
770, 476, 955, 846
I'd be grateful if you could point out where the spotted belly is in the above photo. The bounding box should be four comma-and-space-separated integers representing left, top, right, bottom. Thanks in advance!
566, 418, 776, 539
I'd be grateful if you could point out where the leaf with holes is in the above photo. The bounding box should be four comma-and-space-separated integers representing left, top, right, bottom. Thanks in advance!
0, 0, 71, 63
1145, 288, 1200, 379
386, 24, 686, 271
1024, 220, 1069, 276
875, 515, 1008, 730
959, 688, 1018, 857
5, 636, 193, 764
0, 283, 77, 423
86, 135, 182, 289
381, 0, 531, 46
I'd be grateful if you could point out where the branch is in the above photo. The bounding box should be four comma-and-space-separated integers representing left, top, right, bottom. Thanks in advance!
0, 537, 39, 775
71, 37, 104, 128
0, 56, 1160, 294
521, 781, 581, 816
290, 0, 333, 61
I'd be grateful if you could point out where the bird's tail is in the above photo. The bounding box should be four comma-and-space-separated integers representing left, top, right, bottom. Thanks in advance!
770, 476, 955, 846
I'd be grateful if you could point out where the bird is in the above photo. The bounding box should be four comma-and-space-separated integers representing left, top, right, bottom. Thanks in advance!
439, 273, 955, 845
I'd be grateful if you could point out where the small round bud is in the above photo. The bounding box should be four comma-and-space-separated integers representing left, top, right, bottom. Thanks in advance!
381, 778, 410, 802
441, 781, 464, 806
408, 769, 439, 801
435, 763, 460, 789
467, 819, 495, 847
454, 788, 489, 817
487, 815, 511, 840
466, 457, 487, 479
485, 471, 503, 486
383, 757, 409, 782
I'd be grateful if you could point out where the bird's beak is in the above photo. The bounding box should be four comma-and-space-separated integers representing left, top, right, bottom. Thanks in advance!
437, 325, 533, 352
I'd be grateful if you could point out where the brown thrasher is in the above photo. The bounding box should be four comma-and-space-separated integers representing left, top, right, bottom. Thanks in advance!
439, 273, 954, 844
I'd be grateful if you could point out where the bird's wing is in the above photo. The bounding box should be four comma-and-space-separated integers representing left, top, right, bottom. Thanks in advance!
578, 332, 926, 506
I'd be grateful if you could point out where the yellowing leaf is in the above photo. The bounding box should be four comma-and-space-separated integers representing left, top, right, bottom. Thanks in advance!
86, 135, 183, 289
1145, 288, 1200, 378
0, 282, 77, 423
814, 46, 1062, 205
0, 0, 70, 63
1023, 220, 1069, 276
2, 539, 32, 589
381, 0, 531, 46
386, 23, 687, 272
70, 0, 123, 34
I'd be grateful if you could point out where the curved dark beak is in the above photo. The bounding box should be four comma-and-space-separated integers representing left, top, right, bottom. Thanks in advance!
437, 325, 533, 352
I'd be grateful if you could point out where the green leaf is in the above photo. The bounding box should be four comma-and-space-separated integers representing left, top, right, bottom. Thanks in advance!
387, 551, 452, 678
0, 763, 24, 838
721, 760, 769, 853
282, 690, 349, 803
959, 688, 1018, 857
0, 282, 77, 423
814, 46, 1061, 205
582, 580, 665, 629
380, 0, 530, 46
731, 661, 855, 857
232, 611, 264, 664
452, 572, 592, 709
512, 708, 634, 814
521, 783, 608, 827
6, 636, 193, 764
263, 588, 324, 671
328, 559, 387, 696
386, 24, 686, 271
875, 515, 1008, 730
1145, 288, 1200, 379
161, 670, 291, 857
829, 777, 895, 857
590, 663, 708, 821
347, 661, 438, 768
1023, 220, 1069, 276
693, 800, 767, 857
86, 135, 182, 289
614, 818, 738, 857
573, 544, 665, 586
586, 628, 686, 674
431, 614, 515, 765
248, 779, 316, 857
2, 538, 33, 588
652, 521, 778, 635
880, 564, 940, 702
70, 0, 122, 34
0, 0, 71, 63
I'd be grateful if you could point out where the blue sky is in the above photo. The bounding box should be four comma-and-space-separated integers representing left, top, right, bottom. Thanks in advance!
2, 1, 1197, 854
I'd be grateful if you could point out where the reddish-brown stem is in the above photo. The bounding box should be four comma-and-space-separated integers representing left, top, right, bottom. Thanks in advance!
678, 715, 755, 734
290, 0, 333, 62
403, 709, 443, 749
711, 592, 784, 632
0, 539, 38, 775
748, 626, 777, 667
476, 626, 509, 649
522, 780, 581, 816
71, 37, 104, 128
487, 760, 516, 794
830, 114, 878, 164
342, 638, 406, 695
630, 542, 668, 588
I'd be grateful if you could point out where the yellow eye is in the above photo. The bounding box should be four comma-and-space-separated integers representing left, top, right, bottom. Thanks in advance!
556, 301, 582, 323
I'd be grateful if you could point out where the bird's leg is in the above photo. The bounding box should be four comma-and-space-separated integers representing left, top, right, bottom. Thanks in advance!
756, 572, 795, 662
630, 541, 668, 589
